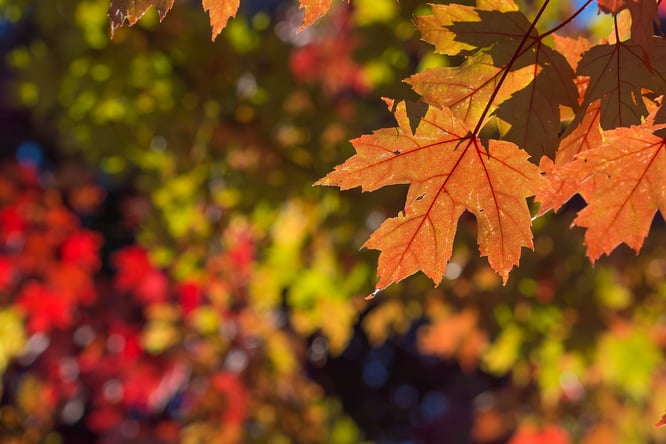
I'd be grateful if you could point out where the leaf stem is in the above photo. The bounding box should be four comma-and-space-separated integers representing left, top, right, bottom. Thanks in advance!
471, 0, 551, 136
540, 0, 595, 38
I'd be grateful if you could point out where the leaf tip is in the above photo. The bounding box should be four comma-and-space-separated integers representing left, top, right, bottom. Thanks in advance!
365, 289, 381, 300
313, 177, 330, 187
381, 97, 396, 111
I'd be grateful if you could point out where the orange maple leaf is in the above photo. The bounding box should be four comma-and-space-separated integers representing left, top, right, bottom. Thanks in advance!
552, 34, 594, 74
412, 2, 578, 158
414, 1, 519, 58
316, 100, 543, 291
108, 0, 339, 38
561, 119, 666, 261
536, 35, 603, 214
406, 54, 537, 129
299, 0, 337, 30
537, 99, 603, 214
202, 0, 240, 41
108, 0, 174, 37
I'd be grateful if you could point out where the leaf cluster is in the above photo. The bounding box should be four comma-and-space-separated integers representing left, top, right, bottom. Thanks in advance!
319, 0, 666, 294
108, 0, 343, 39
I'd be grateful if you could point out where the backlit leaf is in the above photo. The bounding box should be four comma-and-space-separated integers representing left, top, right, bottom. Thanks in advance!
597, 0, 659, 60
415, 1, 519, 58
562, 119, 666, 261
536, 100, 603, 214
317, 100, 543, 290
576, 38, 666, 129
413, 3, 578, 158
299, 0, 334, 30
406, 54, 537, 128
108, 0, 174, 37
202, 0, 240, 41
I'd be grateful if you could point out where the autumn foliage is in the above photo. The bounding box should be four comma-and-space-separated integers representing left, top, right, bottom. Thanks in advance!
4, 0, 666, 442
318, 0, 666, 295
111, 0, 666, 295
0, 162, 357, 442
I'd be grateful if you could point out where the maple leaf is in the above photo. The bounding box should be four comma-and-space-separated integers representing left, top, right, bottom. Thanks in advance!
577, 38, 666, 130
202, 0, 240, 41
406, 54, 537, 128
316, 100, 543, 291
494, 67, 567, 159
414, 1, 519, 58
411, 2, 578, 158
537, 100, 603, 214
535, 35, 603, 214
561, 118, 666, 261
597, 0, 659, 60
299, 0, 334, 30
108, 0, 174, 37
552, 34, 594, 77
107, 0, 343, 39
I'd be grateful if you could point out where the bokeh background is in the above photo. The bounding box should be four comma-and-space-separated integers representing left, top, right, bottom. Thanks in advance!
1, 0, 666, 442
